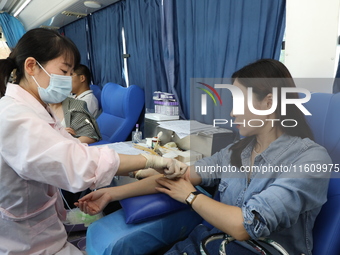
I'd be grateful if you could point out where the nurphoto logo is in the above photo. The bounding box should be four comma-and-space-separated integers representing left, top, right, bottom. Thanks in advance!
197, 82, 312, 128
196, 82, 223, 114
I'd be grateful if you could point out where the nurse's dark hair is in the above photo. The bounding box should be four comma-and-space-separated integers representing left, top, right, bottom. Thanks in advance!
0, 28, 80, 97
230, 59, 314, 168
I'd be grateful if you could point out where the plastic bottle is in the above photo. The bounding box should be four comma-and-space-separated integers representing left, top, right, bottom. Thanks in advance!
132, 124, 142, 143
172, 101, 179, 116
154, 100, 162, 114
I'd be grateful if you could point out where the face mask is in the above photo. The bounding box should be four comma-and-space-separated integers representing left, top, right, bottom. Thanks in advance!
31, 61, 72, 104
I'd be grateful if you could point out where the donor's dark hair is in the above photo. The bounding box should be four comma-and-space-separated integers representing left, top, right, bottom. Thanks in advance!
230, 59, 313, 168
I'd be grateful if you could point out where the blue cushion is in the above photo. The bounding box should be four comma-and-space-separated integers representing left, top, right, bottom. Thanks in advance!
120, 193, 189, 224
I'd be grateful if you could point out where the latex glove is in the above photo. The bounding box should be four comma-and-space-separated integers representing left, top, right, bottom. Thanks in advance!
134, 168, 160, 179
141, 154, 188, 179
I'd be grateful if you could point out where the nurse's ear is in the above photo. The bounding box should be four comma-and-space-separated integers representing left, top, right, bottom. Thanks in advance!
24, 57, 38, 76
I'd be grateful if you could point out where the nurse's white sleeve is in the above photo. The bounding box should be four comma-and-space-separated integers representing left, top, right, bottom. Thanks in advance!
0, 105, 119, 192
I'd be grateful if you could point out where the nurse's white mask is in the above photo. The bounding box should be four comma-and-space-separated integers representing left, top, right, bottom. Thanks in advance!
31, 61, 72, 104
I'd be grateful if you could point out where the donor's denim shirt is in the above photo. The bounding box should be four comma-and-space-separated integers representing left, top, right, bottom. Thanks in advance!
196, 134, 331, 255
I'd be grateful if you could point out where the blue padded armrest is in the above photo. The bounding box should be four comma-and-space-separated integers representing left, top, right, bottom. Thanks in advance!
119, 186, 211, 224
86, 208, 203, 255
120, 193, 189, 224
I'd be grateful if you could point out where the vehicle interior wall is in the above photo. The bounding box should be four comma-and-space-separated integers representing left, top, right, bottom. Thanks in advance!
284, 0, 340, 93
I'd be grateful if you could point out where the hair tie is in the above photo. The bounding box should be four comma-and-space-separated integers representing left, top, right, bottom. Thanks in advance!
6, 57, 17, 69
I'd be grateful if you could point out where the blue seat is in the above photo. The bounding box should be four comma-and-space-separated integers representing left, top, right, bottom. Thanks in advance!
86, 208, 203, 255
302, 92, 340, 255
91, 82, 144, 145
90, 84, 102, 110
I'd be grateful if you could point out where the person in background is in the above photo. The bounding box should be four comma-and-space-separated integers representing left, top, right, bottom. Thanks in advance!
50, 96, 101, 144
50, 97, 101, 210
77, 59, 331, 255
0, 28, 187, 255
71, 64, 99, 118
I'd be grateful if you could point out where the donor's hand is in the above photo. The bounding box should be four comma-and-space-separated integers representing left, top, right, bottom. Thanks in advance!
75, 188, 112, 216
141, 154, 188, 179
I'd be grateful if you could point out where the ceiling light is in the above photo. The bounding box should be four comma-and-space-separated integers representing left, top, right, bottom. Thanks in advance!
14, 0, 32, 17
84, 1, 102, 9
61, 11, 87, 18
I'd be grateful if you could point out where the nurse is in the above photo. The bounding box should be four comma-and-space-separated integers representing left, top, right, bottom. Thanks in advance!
0, 28, 187, 255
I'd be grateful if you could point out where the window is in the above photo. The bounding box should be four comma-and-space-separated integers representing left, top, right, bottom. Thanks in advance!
0, 30, 11, 59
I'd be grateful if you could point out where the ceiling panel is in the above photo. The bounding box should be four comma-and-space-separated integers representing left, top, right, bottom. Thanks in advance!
1, 0, 121, 30
40, 0, 121, 29
0, 0, 20, 13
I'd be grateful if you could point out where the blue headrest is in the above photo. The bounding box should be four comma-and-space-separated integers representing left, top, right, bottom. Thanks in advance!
90, 84, 102, 109
302, 92, 340, 255
94, 82, 144, 143
101, 83, 144, 119
303, 93, 340, 165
